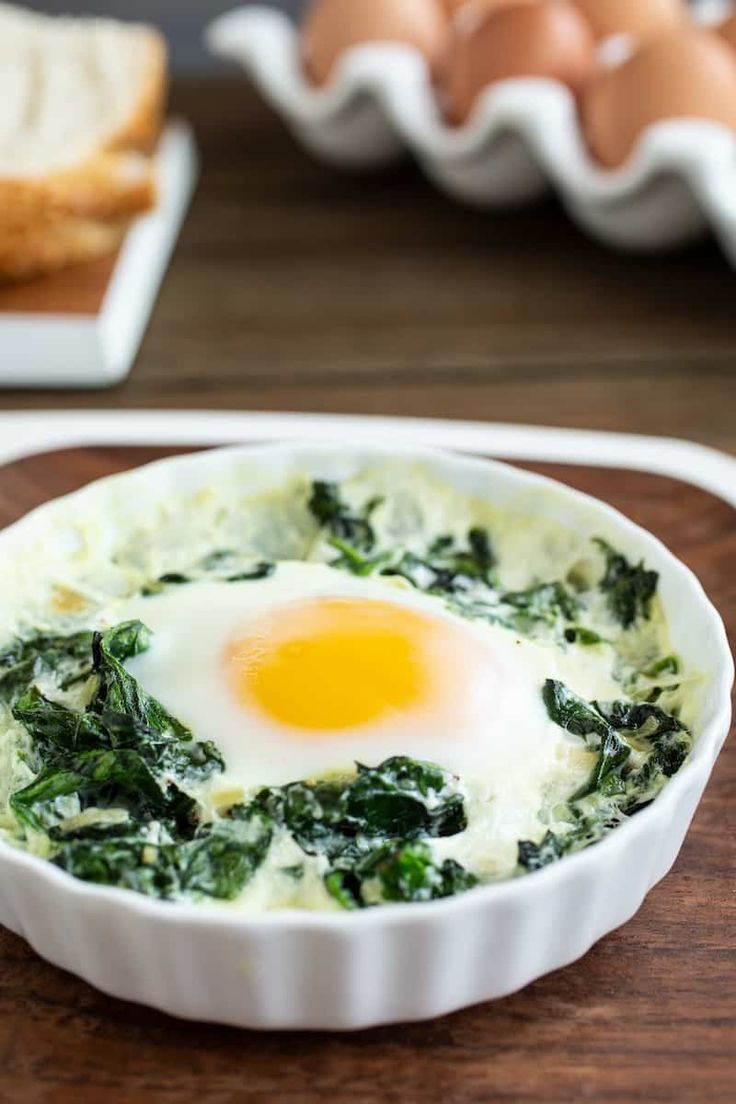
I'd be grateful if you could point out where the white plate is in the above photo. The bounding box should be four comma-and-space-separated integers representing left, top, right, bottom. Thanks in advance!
206, 5, 736, 267
0, 123, 198, 389
0, 413, 732, 1029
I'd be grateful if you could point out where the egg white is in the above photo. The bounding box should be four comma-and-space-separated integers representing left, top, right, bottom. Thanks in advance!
97, 562, 621, 860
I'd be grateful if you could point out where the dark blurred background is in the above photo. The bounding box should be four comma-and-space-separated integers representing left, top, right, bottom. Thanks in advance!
26, 1, 304, 68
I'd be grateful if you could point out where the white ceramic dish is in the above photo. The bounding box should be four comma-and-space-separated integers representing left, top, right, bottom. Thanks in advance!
206, 4, 736, 267
0, 439, 731, 1029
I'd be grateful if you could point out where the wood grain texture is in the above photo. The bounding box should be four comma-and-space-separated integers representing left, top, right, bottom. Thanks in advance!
0, 78, 733, 452
0, 445, 733, 1104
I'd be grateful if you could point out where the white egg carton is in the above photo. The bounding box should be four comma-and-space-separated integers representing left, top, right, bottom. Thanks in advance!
206, 4, 736, 266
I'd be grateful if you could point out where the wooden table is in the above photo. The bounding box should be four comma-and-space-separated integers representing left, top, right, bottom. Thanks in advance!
0, 79, 734, 1104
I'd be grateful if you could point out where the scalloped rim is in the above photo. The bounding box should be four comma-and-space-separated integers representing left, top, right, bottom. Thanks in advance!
205, 6, 736, 264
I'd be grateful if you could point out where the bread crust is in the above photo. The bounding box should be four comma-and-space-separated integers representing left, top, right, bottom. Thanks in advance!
107, 29, 169, 156
0, 212, 128, 283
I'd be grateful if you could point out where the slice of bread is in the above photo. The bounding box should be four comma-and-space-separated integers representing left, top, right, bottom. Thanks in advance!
0, 210, 129, 283
0, 3, 167, 281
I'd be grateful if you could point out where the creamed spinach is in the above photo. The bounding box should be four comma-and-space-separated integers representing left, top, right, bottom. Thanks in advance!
0, 477, 693, 909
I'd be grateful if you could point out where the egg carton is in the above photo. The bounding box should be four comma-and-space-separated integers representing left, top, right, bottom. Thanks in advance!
207, 4, 736, 266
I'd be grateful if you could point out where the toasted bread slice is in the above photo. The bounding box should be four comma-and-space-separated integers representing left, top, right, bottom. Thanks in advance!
0, 150, 157, 226
0, 3, 166, 280
0, 210, 128, 283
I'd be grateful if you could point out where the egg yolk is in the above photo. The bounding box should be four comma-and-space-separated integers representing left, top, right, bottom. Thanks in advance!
227, 597, 455, 733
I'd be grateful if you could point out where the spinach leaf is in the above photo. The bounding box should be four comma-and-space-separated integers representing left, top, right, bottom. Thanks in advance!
88, 623, 224, 782
326, 537, 390, 578
542, 679, 610, 742
6, 620, 476, 909
52, 806, 273, 902
517, 809, 624, 873
504, 582, 579, 627
429, 528, 496, 584
595, 539, 658, 629
13, 686, 110, 757
253, 756, 467, 867
92, 625, 223, 781
9, 621, 223, 842
517, 831, 566, 872
325, 840, 477, 908
437, 574, 583, 640
642, 655, 680, 679
10, 748, 167, 832
55, 824, 182, 897
142, 559, 275, 595
0, 630, 94, 701
307, 482, 496, 596
346, 757, 467, 838
523, 680, 692, 872
383, 528, 496, 595
563, 626, 604, 646
362, 841, 477, 904
90, 622, 188, 740
573, 729, 631, 801
308, 481, 381, 552
252, 779, 347, 859
544, 681, 691, 792
180, 809, 274, 900
628, 655, 681, 703
379, 551, 437, 590
13, 682, 222, 788
154, 735, 225, 783
251, 756, 474, 909
195, 550, 276, 582
103, 620, 153, 661
225, 563, 275, 583
596, 700, 691, 780
324, 868, 363, 910
542, 679, 631, 801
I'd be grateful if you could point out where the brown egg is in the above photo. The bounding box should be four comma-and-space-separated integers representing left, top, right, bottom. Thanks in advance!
441, 0, 597, 125
582, 29, 736, 167
719, 13, 736, 53
572, 0, 687, 42
301, 0, 449, 86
